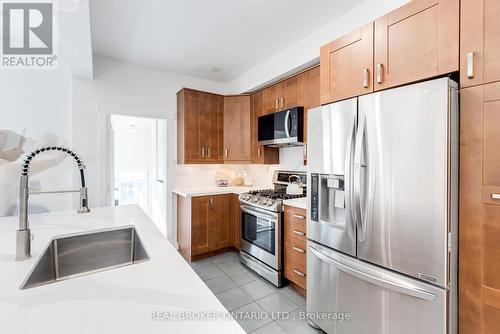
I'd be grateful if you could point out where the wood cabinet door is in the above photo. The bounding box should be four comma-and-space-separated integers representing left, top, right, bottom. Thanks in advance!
461, 0, 500, 88
460, 83, 500, 334
231, 194, 241, 249
191, 196, 211, 256
374, 0, 459, 90
250, 91, 264, 163
183, 90, 203, 162
320, 23, 373, 104
211, 194, 233, 250
223, 96, 251, 162
201, 93, 223, 162
263, 83, 284, 114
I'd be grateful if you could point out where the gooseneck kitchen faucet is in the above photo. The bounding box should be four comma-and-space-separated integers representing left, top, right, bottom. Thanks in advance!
16, 146, 90, 261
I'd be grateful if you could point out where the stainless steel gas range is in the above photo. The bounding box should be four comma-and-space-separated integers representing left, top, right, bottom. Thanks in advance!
238, 170, 306, 287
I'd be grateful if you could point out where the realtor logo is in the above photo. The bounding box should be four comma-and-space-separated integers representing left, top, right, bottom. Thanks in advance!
1, 1, 57, 68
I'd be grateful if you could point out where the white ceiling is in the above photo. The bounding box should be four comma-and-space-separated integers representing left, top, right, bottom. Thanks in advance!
90, 0, 366, 82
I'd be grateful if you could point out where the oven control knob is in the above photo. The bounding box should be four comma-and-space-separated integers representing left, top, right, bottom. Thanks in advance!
253, 197, 259, 203
262, 200, 269, 205
267, 201, 274, 206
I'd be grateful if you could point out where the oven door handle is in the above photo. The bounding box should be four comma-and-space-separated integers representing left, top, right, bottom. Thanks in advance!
240, 205, 279, 221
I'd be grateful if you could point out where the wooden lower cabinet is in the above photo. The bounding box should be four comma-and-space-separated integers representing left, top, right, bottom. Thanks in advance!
460, 83, 500, 334
283, 205, 307, 293
177, 194, 240, 261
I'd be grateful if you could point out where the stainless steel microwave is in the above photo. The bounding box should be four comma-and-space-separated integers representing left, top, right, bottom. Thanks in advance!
258, 107, 304, 147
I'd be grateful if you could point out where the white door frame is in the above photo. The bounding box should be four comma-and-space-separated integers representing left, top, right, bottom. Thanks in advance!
97, 102, 175, 241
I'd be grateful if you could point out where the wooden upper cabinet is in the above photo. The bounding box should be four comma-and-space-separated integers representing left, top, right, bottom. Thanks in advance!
177, 89, 223, 164
308, 66, 321, 109
250, 91, 279, 164
461, 0, 500, 88
320, 23, 374, 104
263, 82, 284, 114
201, 93, 223, 162
374, 0, 459, 90
223, 95, 251, 162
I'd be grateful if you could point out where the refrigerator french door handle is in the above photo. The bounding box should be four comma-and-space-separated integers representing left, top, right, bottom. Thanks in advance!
353, 111, 366, 235
284, 110, 291, 138
309, 246, 437, 301
344, 111, 357, 239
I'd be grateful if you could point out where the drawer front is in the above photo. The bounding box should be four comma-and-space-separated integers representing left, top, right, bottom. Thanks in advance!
284, 237, 307, 289
284, 206, 307, 241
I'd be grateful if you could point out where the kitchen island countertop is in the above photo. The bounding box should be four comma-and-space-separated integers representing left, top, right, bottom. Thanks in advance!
0, 205, 244, 334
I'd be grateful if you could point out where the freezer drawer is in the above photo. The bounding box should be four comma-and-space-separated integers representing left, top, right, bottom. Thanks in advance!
307, 241, 450, 334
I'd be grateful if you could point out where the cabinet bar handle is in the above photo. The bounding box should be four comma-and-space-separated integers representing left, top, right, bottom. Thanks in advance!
376, 64, 383, 84
207, 147, 211, 158
224, 148, 228, 158
201, 147, 205, 158
293, 230, 305, 236
275, 98, 279, 110
257, 147, 261, 158
467, 52, 474, 79
293, 246, 305, 253
492, 194, 500, 200
210, 197, 214, 208
280, 97, 284, 109
293, 214, 305, 220
363, 68, 369, 88
293, 269, 306, 277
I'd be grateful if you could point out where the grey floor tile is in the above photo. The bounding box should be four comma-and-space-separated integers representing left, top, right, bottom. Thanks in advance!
189, 257, 214, 270
204, 274, 237, 294
256, 292, 300, 314
241, 279, 278, 301
216, 287, 253, 311
233, 302, 272, 333
276, 308, 322, 334
226, 267, 259, 286
217, 259, 247, 274
278, 285, 306, 307
211, 251, 239, 264
251, 321, 287, 334
195, 264, 225, 281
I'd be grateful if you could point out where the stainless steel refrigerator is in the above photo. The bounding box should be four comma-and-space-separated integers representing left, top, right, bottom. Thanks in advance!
306, 77, 459, 334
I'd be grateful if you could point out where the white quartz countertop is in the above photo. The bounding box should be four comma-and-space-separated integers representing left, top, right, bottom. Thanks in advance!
172, 186, 261, 197
173, 186, 307, 211
0, 205, 244, 334
282, 198, 307, 210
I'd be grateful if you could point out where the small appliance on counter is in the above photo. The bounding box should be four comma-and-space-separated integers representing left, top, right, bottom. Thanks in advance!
238, 170, 306, 287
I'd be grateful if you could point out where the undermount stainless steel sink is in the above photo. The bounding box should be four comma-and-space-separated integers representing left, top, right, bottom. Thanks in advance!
20, 226, 149, 290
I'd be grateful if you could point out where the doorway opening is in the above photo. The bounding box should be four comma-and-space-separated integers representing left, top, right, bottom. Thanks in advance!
108, 114, 167, 233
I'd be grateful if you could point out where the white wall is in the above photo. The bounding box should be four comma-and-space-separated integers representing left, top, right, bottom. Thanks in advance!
0, 62, 74, 216
72, 56, 230, 242
227, 0, 410, 93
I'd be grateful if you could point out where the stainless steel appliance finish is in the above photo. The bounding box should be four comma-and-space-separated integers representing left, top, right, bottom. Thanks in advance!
16, 146, 91, 261
356, 78, 459, 287
239, 170, 306, 287
258, 107, 304, 147
307, 99, 357, 256
21, 226, 149, 290
306, 78, 459, 334
307, 240, 447, 334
